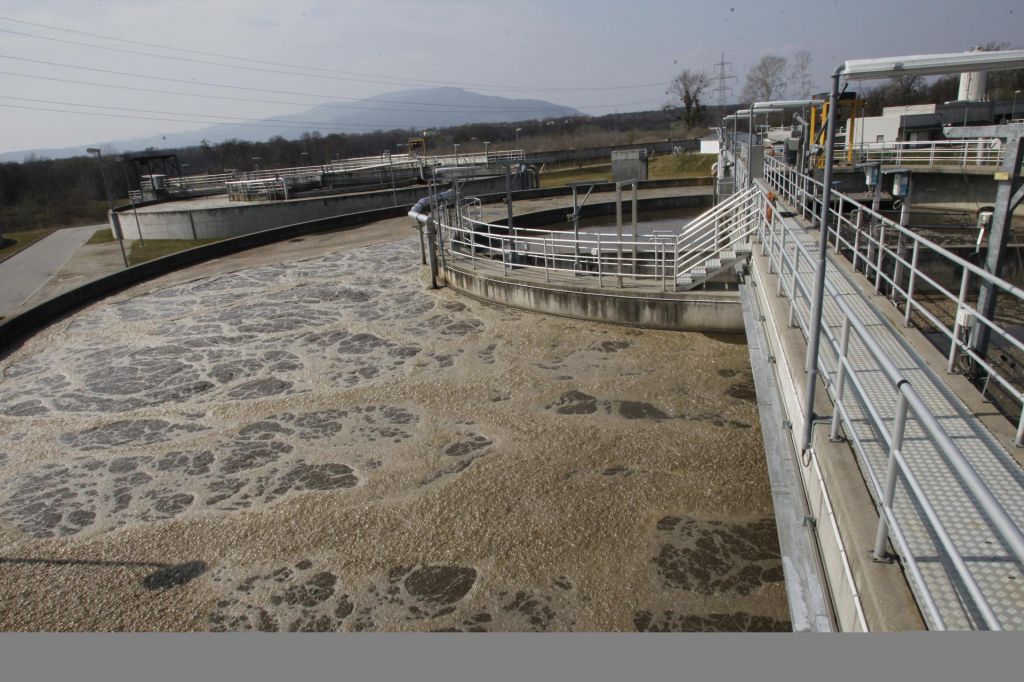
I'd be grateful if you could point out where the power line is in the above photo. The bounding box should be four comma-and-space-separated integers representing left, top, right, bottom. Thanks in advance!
0, 69, 661, 115
0, 18, 667, 93
0, 94, 422, 130
0, 101, 416, 132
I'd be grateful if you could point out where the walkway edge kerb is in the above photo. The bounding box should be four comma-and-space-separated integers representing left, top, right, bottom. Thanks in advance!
0, 179, 712, 354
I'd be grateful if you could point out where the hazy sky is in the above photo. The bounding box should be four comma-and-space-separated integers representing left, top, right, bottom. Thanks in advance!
0, 0, 1021, 154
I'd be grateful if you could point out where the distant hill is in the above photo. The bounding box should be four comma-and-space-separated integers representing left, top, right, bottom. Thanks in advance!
0, 87, 584, 163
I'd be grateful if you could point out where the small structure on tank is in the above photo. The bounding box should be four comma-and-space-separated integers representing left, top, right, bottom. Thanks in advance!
611, 149, 648, 182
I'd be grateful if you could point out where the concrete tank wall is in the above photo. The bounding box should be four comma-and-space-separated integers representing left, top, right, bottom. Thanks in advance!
444, 266, 743, 332
112, 175, 514, 241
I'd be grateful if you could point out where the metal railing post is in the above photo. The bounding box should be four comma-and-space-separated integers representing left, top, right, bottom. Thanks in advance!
830, 315, 853, 441
776, 217, 788, 296
788, 244, 801, 327
873, 391, 910, 560
874, 223, 886, 294
543, 238, 550, 283
904, 240, 920, 327
597, 233, 603, 288
947, 266, 972, 373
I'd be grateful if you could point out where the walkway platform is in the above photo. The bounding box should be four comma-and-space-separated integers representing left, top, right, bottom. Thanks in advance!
767, 195, 1024, 630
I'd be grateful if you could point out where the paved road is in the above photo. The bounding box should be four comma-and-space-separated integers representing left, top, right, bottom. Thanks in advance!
0, 224, 103, 318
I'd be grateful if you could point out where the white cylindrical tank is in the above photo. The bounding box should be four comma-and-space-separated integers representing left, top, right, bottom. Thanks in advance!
957, 47, 988, 102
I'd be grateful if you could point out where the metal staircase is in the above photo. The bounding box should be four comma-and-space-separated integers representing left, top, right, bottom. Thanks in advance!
674, 186, 760, 290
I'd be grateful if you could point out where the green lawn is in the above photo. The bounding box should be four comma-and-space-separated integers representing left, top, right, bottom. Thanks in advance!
649, 153, 716, 179
87, 228, 117, 244
0, 228, 57, 263
538, 164, 612, 188
127, 238, 225, 266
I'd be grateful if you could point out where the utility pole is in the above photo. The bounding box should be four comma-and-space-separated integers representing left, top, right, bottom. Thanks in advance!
87, 148, 129, 269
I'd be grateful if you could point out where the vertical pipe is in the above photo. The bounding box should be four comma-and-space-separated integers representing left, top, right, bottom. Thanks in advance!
597, 232, 603, 287
632, 182, 638, 275
616, 183, 623, 286
187, 211, 198, 241
424, 218, 438, 290
873, 392, 909, 560
505, 162, 515, 240
799, 69, 841, 455
572, 185, 580, 272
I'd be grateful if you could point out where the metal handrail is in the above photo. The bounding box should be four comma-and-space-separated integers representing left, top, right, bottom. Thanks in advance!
441, 186, 760, 291
764, 154, 1024, 443
758, 167, 1024, 630
451, 212, 674, 289
842, 138, 1003, 167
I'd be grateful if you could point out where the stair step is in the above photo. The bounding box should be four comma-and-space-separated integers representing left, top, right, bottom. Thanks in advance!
704, 259, 721, 269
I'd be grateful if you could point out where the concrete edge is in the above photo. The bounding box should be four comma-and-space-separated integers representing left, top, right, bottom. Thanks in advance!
739, 283, 834, 632
749, 239, 926, 631
444, 264, 742, 332
0, 203, 413, 353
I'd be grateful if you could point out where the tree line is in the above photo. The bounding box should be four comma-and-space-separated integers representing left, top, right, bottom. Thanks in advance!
0, 108, 683, 234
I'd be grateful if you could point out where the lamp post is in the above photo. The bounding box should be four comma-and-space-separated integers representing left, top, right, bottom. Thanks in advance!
116, 156, 144, 247
1013, 90, 1021, 121
515, 127, 522, 150
87, 148, 129, 268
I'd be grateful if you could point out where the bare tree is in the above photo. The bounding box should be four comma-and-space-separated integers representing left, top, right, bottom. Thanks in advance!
742, 54, 788, 103
888, 75, 923, 105
667, 69, 710, 128
788, 50, 815, 99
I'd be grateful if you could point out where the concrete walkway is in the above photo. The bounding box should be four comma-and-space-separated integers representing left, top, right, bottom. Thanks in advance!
0, 224, 104, 318
769, 199, 1024, 630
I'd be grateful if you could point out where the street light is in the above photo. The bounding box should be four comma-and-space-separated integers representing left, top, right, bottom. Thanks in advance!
87, 148, 128, 268
798, 48, 1024, 457
1013, 90, 1022, 121
115, 155, 144, 247
515, 127, 522, 150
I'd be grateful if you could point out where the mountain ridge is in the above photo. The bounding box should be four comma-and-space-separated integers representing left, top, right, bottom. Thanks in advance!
0, 87, 584, 163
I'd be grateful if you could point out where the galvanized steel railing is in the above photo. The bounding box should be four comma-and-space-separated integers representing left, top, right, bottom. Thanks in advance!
764, 154, 1024, 445
426, 186, 758, 291
844, 138, 1003, 168
759, 156, 1024, 629
445, 212, 679, 291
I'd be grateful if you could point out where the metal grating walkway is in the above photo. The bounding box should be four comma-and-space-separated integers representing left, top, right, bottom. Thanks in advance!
768, 202, 1024, 630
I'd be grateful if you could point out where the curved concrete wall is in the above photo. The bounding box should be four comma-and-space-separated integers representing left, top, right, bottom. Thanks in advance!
112, 175, 515, 241
444, 266, 742, 332
111, 176, 712, 242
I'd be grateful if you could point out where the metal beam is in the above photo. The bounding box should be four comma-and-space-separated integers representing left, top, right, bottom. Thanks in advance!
957, 125, 1024, 365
